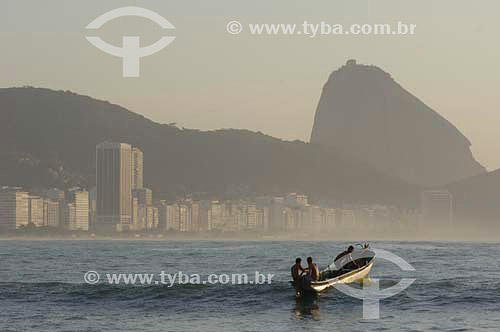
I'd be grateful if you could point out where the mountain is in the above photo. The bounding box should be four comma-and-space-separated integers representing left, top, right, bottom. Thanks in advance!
0, 87, 419, 206
310, 60, 485, 187
447, 169, 500, 229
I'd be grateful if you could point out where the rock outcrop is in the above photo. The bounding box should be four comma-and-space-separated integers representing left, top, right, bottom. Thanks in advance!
310, 60, 485, 186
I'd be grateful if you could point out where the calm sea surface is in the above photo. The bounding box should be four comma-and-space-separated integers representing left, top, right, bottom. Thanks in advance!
1, 240, 499, 331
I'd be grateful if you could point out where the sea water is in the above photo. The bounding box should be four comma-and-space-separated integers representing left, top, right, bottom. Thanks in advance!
1, 240, 499, 331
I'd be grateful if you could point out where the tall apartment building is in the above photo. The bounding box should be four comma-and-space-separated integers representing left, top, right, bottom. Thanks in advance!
311, 206, 322, 229
136, 203, 147, 231
198, 201, 210, 232
132, 188, 153, 230
179, 204, 189, 232
222, 203, 240, 232
190, 201, 200, 232
152, 206, 159, 230
96, 142, 132, 232
209, 201, 223, 231
166, 203, 180, 231
132, 147, 143, 189
256, 206, 269, 230
283, 207, 297, 231
62, 203, 75, 231
145, 206, 154, 230
237, 205, 248, 231
28, 196, 44, 227
89, 187, 97, 229
157, 200, 168, 230
43, 199, 60, 227
323, 208, 336, 229
131, 196, 140, 230
0, 187, 29, 230
270, 197, 285, 231
46, 188, 65, 228
246, 204, 257, 229
67, 189, 89, 231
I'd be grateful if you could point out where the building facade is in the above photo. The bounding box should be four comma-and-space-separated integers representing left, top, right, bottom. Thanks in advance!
67, 189, 89, 231
0, 188, 29, 230
96, 142, 133, 232
28, 196, 44, 227
132, 147, 143, 190
43, 199, 60, 228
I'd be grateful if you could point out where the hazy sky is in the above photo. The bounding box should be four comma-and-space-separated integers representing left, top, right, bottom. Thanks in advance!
1, 0, 499, 170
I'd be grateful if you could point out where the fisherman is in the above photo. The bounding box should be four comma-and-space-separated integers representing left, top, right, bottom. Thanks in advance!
306, 256, 320, 281
291, 257, 305, 291
334, 245, 359, 271
291, 257, 305, 296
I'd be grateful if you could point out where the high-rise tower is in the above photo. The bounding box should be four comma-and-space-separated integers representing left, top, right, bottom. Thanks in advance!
96, 142, 132, 232
132, 147, 143, 189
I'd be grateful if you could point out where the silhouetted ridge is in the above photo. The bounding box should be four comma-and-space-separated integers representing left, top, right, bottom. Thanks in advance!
0, 86, 418, 206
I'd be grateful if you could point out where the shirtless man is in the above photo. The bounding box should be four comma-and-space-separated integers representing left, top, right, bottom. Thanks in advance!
291, 257, 304, 282
291, 257, 304, 292
306, 256, 320, 281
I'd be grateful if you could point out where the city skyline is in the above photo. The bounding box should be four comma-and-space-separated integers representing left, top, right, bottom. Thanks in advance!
1, 141, 450, 236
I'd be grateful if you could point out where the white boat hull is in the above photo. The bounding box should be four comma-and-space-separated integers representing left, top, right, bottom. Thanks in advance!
308, 259, 375, 293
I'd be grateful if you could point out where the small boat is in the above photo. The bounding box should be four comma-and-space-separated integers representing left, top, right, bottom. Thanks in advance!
292, 246, 375, 297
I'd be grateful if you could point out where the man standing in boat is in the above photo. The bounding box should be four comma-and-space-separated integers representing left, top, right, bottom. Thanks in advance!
334, 245, 360, 271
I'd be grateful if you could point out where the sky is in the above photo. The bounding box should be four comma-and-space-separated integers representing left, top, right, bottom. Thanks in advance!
1, 0, 499, 170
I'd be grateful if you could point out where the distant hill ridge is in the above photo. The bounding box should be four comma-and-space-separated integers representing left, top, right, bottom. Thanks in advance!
0, 86, 418, 206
